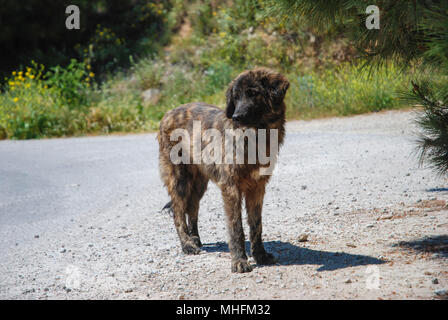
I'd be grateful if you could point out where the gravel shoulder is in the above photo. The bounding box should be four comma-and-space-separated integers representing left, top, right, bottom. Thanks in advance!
0, 110, 447, 300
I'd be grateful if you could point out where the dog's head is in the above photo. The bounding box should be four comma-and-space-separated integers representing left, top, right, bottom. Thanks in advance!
225, 68, 289, 127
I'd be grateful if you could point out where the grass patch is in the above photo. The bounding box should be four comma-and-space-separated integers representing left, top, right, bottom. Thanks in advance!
286, 63, 410, 119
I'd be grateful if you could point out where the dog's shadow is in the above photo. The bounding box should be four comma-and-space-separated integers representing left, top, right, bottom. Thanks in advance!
201, 240, 386, 271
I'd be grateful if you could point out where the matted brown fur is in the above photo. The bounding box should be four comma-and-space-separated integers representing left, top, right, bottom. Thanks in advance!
157, 68, 289, 273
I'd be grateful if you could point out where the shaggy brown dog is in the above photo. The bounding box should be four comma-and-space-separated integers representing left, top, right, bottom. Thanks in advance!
158, 68, 289, 272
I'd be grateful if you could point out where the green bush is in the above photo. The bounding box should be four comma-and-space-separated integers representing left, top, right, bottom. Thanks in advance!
0, 62, 87, 139
45, 59, 93, 107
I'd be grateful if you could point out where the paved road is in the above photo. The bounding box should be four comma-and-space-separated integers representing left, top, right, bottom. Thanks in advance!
0, 134, 159, 252
0, 110, 447, 299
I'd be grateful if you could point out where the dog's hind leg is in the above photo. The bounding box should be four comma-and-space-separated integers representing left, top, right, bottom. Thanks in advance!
186, 173, 208, 247
168, 164, 201, 255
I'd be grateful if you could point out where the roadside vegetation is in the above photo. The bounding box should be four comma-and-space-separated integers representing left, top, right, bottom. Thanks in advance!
0, 0, 414, 139
267, 0, 448, 175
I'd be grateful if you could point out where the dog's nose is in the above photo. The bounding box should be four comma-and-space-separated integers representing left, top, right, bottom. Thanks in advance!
232, 114, 242, 122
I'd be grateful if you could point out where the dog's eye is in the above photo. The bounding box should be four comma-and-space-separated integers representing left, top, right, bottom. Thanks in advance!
247, 89, 257, 98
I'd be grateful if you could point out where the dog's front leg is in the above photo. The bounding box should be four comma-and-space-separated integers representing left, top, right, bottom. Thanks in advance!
221, 186, 252, 273
245, 184, 277, 265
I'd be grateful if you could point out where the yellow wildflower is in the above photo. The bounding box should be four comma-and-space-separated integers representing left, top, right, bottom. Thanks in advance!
89, 72, 95, 78
13, 97, 18, 103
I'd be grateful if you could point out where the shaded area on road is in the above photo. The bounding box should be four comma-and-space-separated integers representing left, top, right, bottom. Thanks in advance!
202, 241, 386, 271
426, 188, 448, 193
395, 235, 448, 259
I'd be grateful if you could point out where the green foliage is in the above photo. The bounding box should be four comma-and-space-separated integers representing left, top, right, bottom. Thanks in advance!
0, 1, 171, 80
264, 0, 427, 64
407, 78, 448, 175
0, 0, 416, 140
0, 1, 95, 78
0, 59, 163, 139
132, 60, 165, 90
77, 26, 129, 77
410, 3, 448, 174
266, 0, 448, 174
203, 62, 233, 96
0, 62, 84, 139
287, 63, 408, 119
44, 59, 93, 107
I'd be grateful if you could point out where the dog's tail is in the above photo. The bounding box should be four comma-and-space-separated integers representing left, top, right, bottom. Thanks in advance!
161, 200, 173, 215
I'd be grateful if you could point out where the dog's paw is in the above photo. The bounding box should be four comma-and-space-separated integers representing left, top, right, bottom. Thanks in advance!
254, 252, 277, 265
231, 259, 253, 273
191, 236, 202, 247
182, 242, 201, 255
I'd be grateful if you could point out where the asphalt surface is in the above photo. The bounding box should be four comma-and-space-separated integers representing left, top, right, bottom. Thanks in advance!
0, 134, 159, 254
0, 110, 447, 299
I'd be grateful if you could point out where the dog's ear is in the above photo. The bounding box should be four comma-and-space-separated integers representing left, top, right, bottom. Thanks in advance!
225, 80, 235, 119
259, 70, 289, 104
270, 76, 290, 103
